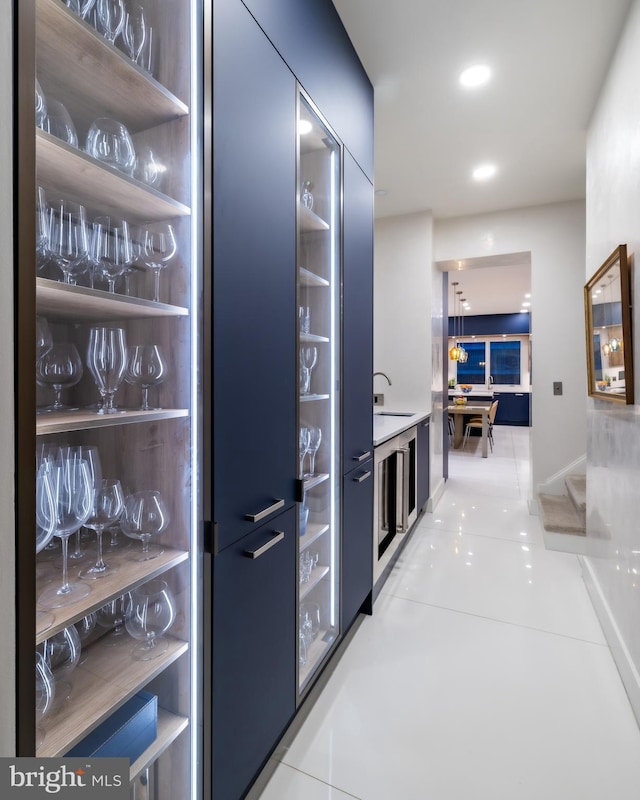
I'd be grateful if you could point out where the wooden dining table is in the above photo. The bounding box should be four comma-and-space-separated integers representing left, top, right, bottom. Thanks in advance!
447, 402, 491, 458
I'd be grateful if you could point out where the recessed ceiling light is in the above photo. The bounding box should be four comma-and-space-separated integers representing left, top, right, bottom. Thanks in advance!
459, 64, 491, 88
472, 163, 497, 181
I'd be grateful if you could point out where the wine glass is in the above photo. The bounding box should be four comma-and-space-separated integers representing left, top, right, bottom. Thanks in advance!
35, 651, 55, 747
133, 144, 165, 189
48, 200, 90, 285
95, 0, 126, 43
86, 326, 128, 414
38, 454, 93, 608
90, 216, 131, 292
75, 612, 97, 664
35, 79, 47, 129
65, 0, 96, 19
80, 479, 125, 579
122, 2, 147, 62
125, 579, 176, 660
36, 187, 52, 273
140, 223, 177, 303
35, 315, 52, 361
121, 489, 168, 561
86, 117, 136, 175
306, 426, 322, 476
43, 98, 78, 147
42, 624, 82, 707
35, 460, 58, 636
66, 445, 102, 563
300, 346, 317, 395
35, 342, 83, 412
125, 344, 167, 410
96, 593, 132, 645
299, 426, 310, 479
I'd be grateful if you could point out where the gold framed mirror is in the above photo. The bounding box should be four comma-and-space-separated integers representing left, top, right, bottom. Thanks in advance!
584, 244, 634, 404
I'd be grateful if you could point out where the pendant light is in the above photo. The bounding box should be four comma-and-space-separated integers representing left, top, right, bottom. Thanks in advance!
448, 281, 461, 361
458, 294, 468, 363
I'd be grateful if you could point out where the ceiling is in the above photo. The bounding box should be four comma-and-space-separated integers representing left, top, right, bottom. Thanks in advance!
331, 0, 632, 314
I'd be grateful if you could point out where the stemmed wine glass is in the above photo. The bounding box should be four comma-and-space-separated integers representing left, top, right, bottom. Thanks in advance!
86, 118, 136, 176
299, 426, 310, 479
121, 489, 168, 561
95, 0, 126, 43
38, 454, 93, 608
36, 315, 52, 361
67, 445, 102, 563
35, 460, 58, 635
125, 579, 176, 660
35, 342, 83, 412
65, 0, 97, 19
35, 651, 55, 747
122, 2, 147, 63
36, 188, 52, 273
97, 593, 132, 646
75, 612, 97, 664
86, 326, 128, 414
306, 426, 322, 477
41, 624, 82, 707
300, 346, 318, 395
140, 223, 177, 303
48, 200, 89, 284
90, 216, 132, 292
80, 479, 125, 580
125, 344, 167, 410
35, 79, 47, 129
43, 98, 78, 147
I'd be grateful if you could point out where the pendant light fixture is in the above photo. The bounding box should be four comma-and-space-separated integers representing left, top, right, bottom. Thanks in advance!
458, 294, 468, 363
448, 281, 461, 361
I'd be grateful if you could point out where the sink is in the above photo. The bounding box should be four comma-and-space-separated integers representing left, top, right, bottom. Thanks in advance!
375, 411, 415, 417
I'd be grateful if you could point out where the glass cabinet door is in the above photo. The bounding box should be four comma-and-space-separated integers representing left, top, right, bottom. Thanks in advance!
27, 2, 201, 797
297, 91, 341, 692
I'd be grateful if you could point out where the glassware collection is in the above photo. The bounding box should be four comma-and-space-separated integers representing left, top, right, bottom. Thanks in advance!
31, 0, 194, 777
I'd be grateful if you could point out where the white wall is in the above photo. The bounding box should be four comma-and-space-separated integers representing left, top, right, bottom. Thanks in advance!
583, 0, 640, 722
0, 14, 15, 754
374, 211, 433, 411
434, 201, 587, 498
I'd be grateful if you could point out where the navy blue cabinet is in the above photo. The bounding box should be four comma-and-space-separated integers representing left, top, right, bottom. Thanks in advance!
211, 508, 297, 800
493, 392, 531, 426
341, 459, 374, 631
342, 151, 374, 469
417, 418, 430, 512
213, 0, 297, 552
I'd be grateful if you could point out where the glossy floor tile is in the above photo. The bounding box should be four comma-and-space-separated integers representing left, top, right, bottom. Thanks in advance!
258, 425, 640, 800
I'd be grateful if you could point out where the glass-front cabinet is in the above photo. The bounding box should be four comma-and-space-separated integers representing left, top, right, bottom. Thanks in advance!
26, 1, 200, 798
297, 92, 341, 692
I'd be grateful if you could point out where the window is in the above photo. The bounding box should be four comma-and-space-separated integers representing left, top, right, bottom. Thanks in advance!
490, 340, 521, 384
456, 341, 486, 384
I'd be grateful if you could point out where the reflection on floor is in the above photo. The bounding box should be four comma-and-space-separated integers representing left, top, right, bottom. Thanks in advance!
258, 425, 640, 800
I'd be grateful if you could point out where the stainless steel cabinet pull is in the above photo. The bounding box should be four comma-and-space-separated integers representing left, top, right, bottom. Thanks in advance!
354, 470, 372, 483
244, 498, 285, 522
244, 530, 285, 559
354, 450, 372, 462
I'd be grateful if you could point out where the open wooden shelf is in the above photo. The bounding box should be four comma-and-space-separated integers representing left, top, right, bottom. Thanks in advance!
302, 472, 329, 492
37, 278, 189, 322
37, 635, 188, 757
299, 393, 330, 403
36, 546, 189, 644
299, 267, 330, 288
130, 709, 189, 782
37, 130, 190, 224
299, 565, 330, 600
299, 522, 330, 552
36, 0, 188, 134
36, 408, 189, 436
299, 204, 329, 232
300, 332, 330, 344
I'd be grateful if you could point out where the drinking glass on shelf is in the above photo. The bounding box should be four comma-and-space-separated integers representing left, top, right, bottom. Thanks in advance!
299, 426, 310, 479
90, 216, 132, 292
86, 117, 136, 175
48, 200, 90, 285
43, 98, 78, 147
35, 460, 58, 636
133, 144, 165, 189
299, 601, 321, 641
306, 426, 322, 477
122, 1, 147, 62
125, 579, 176, 660
80, 479, 125, 580
136, 23, 154, 74
35, 79, 47, 129
35, 651, 55, 747
298, 306, 311, 335
38, 454, 93, 608
124, 344, 167, 410
65, 0, 97, 18
95, 0, 126, 43
75, 612, 97, 664
86, 326, 128, 414
299, 346, 317, 395
35, 342, 83, 413
139, 223, 177, 303
42, 624, 82, 707
67, 445, 102, 563
121, 489, 168, 561
35, 315, 52, 361
96, 592, 132, 645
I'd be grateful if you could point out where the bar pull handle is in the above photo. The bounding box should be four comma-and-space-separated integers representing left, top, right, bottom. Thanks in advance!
353, 470, 372, 483
244, 530, 285, 559
353, 450, 372, 462
244, 498, 285, 523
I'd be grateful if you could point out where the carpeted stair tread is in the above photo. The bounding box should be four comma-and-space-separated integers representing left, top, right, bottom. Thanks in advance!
565, 474, 586, 513
538, 492, 585, 536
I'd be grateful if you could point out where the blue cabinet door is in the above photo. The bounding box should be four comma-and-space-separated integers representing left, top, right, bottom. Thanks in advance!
493, 392, 530, 425
213, 0, 297, 551
341, 459, 374, 631
342, 151, 374, 471
417, 418, 430, 512
212, 507, 297, 800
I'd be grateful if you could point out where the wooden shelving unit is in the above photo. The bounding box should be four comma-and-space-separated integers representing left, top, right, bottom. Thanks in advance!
36, 408, 189, 435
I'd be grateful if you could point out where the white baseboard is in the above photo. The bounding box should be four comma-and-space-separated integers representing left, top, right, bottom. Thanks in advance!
581, 556, 640, 728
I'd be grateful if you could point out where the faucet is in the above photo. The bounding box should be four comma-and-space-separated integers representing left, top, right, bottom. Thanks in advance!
374, 371, 392, 386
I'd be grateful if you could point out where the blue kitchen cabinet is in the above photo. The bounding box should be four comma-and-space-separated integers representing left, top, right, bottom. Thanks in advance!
493, 392, 531, 426
341, 458, 374, 633
417, 417, 430, 512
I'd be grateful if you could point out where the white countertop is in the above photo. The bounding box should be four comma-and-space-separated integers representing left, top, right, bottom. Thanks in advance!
373, 408, 430, 446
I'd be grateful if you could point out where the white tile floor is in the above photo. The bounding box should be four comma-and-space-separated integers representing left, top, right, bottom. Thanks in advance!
258, 426, 640, 800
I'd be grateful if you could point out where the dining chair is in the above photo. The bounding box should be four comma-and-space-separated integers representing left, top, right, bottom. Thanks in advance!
462, 399, 499, 451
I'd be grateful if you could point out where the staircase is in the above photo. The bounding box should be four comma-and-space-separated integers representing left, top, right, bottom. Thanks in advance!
537, 473, 586, 553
